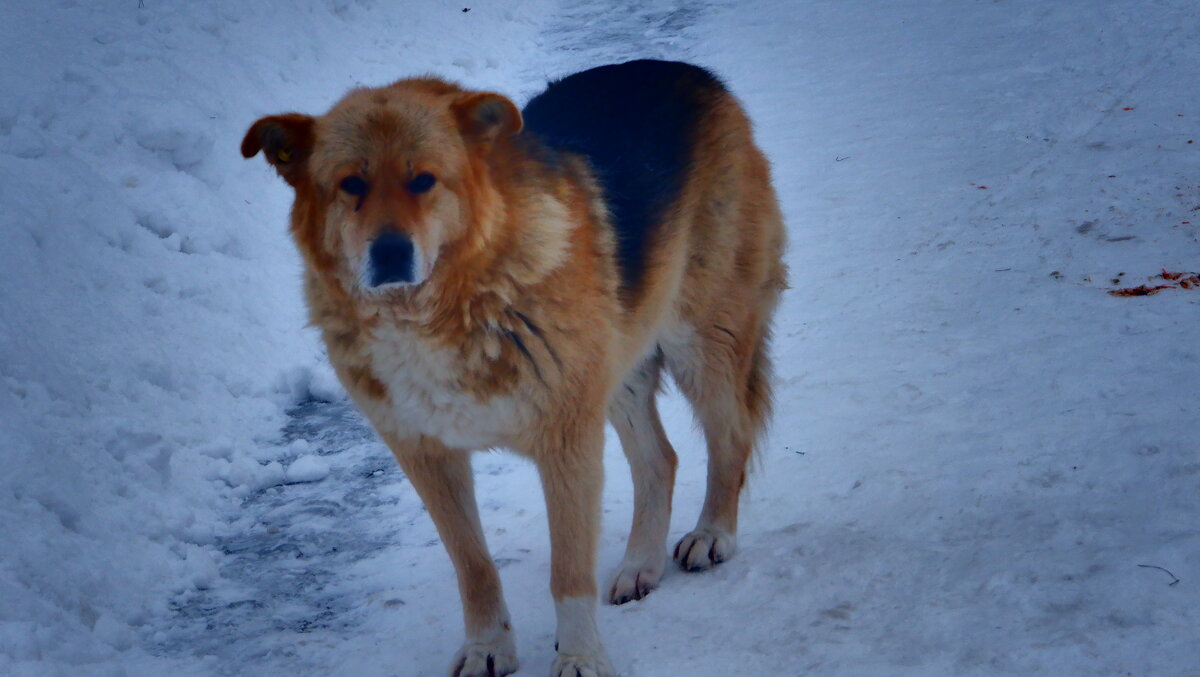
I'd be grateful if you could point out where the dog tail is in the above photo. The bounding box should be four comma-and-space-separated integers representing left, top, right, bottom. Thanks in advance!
746, 262, 787, 470
745, 330, 774, 442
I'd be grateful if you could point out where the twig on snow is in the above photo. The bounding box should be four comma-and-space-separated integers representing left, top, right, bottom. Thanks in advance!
1137, 563, 1180, 586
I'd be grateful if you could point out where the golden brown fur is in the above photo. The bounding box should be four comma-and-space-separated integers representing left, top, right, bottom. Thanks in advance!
242, 63, 785, 677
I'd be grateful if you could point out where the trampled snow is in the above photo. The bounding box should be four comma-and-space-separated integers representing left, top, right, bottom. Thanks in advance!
1, 1, 1196, 675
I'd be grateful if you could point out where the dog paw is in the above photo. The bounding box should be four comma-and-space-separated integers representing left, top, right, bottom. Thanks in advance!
607, 554, 665, 605
449, 638, 519, 677
550, 652, 616, 677
673, 527, 736, 572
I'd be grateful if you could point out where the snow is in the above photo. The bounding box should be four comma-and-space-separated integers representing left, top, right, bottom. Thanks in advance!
285, 455, 331, 485
1, 0, 1197, 676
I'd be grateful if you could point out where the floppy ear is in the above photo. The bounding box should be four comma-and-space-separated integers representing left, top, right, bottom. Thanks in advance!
453, 92, 523, 145
240, 114, 315, 186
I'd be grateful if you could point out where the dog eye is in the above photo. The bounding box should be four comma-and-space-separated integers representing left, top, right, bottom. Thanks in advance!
340, 175, 368, 196
407, 173, 436, 195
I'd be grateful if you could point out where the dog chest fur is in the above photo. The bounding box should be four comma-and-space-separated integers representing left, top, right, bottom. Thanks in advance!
359, 323, 525, 450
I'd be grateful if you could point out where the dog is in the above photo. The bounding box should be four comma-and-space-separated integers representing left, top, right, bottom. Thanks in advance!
242, 59, 786, 677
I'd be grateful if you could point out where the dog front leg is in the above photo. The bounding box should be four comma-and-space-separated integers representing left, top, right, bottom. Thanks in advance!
535, 422, 617, 677
386, 435, 518, 677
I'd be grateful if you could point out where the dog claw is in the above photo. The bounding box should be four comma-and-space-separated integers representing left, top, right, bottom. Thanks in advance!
550, 653, 615, 677
450, 640, 518, 677
607, 555, 664, 605
674, 528, 736, 572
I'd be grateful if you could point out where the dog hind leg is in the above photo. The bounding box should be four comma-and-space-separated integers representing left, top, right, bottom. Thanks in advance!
605, 350, 677, 604
666, 315, 774, 572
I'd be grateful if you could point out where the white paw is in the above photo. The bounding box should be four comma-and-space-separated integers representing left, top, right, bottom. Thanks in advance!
673, 527, 736, 572
550, 652, 616, 677
449, 637, 519, 677
607, 552, 665, 605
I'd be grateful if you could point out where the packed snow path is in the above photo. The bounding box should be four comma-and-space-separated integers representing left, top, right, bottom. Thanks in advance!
1, 1, 1197, 676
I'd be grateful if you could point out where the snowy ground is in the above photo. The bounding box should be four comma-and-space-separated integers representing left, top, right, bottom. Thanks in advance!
2, 1, 1198, 675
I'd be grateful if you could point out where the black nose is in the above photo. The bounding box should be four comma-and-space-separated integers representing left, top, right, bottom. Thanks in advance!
368, 232, 415, 286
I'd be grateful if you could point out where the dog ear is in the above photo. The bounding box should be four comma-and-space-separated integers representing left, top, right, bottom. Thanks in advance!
241, 114, 315, 186
453, 92, 523, 144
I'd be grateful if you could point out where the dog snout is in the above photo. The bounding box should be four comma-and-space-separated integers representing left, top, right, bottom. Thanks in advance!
368, 231, 416, 287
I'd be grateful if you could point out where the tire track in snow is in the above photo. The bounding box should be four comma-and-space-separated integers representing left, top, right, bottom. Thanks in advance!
518, 0, 722, 87
153, 398, 421, 670
967, 15, 1193, 215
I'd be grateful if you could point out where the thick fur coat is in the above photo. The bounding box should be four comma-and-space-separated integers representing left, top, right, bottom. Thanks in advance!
242, 60, 786, 677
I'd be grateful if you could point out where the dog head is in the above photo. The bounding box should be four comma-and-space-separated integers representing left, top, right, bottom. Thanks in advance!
242, 79, 522, 295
